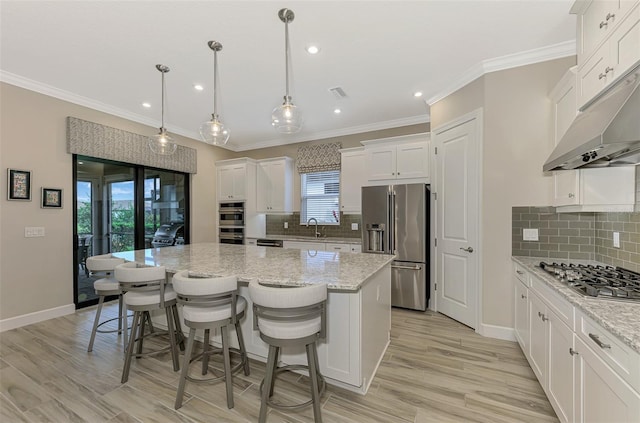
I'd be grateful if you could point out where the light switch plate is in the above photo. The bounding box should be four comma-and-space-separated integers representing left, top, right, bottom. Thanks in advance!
613, 232, 620, 248
523, 228, 539, 241
351, 223, 359, 231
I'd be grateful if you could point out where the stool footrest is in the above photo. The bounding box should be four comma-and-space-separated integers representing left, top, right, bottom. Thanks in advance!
185, 347, 247, 384
259, 364, 326, 411
95, 314, 133, 334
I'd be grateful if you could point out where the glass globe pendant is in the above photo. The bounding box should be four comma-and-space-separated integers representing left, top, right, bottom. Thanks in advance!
149, 64, 177, 155
200, 41, 230, 145
272, 8, 302, 134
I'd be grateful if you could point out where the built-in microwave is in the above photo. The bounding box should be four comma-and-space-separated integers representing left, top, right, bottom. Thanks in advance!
219, 202, 245, 244
219, 202, 244, 226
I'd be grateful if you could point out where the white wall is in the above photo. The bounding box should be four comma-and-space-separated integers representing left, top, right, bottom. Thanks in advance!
430, 56, 576, 330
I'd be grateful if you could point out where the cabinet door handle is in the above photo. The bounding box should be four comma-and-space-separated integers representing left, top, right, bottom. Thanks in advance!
538, 311, 548, 322
516, 270, 524, 275
521, 294, 527, 299
568, 193, 574, 198
569, 348, 579, 356
599, 20, 608, 28
588, 333, 611, 349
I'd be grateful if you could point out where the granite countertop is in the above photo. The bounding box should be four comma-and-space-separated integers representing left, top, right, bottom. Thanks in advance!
114, 242, 393, 292
255, 234, 362, 244
512, 256, 640, 354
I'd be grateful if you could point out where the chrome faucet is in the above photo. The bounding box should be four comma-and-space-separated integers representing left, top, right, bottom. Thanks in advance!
306, 217, 321, 238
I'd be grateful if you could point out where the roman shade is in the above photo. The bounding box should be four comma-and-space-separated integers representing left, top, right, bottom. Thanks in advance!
67, 117, 197, 174
296, 142, 342, 174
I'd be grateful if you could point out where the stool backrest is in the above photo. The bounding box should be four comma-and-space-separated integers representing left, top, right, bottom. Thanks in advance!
249, 281, 327, 339
115, 262, 168, 305
86, 254, 125, 274
172, 271, 240, 323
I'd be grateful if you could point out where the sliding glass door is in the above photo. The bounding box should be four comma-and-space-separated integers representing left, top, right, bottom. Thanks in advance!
74, 156, 189, 308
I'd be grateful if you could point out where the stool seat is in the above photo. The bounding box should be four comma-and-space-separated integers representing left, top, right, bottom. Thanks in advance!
85, 253, 127, 353
124, 287, 177, 307
249, 280, 327, 423
172, 270, 250, 411
182, 296, 247, 323
116, 262, 183, 384
257, 316, 321, 340
93, 278, 119, 292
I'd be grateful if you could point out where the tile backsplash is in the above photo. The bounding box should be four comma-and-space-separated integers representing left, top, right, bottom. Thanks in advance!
512, 207, 640, 271
266, 213, 362, 239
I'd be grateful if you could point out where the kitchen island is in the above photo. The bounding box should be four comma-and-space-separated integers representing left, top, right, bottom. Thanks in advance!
114, 242, 395, 394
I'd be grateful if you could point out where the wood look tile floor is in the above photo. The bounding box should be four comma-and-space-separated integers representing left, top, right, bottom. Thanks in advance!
0, 303, 558, 423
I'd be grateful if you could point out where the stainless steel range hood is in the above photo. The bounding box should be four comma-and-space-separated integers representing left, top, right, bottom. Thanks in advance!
543, 62, 640, 172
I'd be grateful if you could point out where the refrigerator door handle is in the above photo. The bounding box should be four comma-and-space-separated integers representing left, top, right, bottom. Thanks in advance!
388, 191, 395, 254
391, 264, 422, 270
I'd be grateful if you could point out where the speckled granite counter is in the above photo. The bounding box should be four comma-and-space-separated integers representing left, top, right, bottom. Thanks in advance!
114, 242, 394, 291
512, 256, 640, 354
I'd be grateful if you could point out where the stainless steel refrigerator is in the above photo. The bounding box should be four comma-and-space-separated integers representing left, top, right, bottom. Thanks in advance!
361, 184, 429, 311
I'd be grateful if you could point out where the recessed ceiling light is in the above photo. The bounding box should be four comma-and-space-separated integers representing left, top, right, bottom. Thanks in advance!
194, 84, 204, 91
414, 91, 423, 98
142, 102, 151, 108
306, 45, 320, 54
334, 108, 341, 114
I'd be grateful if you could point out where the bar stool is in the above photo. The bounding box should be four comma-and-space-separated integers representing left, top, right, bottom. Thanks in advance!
86, 253, 127, 352
249, 280, 327, 423
115, 262, 183, 383
172, 271, 250, 410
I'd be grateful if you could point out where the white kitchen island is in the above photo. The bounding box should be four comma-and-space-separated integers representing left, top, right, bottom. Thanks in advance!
114, 242, 394, 394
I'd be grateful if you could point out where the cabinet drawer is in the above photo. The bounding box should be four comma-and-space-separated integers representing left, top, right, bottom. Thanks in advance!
513, 261, 530, 285
576, 310, 640, 392
325, 243, 351, 252
531, 275, 575, 330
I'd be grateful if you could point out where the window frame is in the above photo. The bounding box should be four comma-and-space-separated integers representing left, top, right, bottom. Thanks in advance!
299, 170, 341, 226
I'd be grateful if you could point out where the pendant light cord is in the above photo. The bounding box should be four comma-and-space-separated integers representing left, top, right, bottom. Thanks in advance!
213, 48, 218, 116
161, 69, 166, 131
284, 19, 290, 99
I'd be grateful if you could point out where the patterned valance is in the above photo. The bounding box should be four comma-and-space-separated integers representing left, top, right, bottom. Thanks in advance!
296, 142, 342, 174
66, 117, 197, 174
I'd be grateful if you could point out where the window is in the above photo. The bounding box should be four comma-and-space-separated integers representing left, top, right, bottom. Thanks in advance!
300, 170, 340, 225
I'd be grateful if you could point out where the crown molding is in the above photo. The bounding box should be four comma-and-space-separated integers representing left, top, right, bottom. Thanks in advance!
232, 114, 431, 151
0, 70, 203, 142
426, 40, 576, 106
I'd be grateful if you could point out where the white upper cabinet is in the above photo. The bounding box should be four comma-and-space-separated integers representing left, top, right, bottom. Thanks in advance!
340, 147, 366, 214
362, 133, 431, 184
573, 0, 640, 108
257, 157, 294, 213
217, 161, 247, 201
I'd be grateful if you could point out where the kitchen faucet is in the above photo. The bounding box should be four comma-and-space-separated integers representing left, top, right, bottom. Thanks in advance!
306, 217, 321, 238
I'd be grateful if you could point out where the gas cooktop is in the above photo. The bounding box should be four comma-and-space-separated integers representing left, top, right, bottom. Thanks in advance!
538, 262, 640, 302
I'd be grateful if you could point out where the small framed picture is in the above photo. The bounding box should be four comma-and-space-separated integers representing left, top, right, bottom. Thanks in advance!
7, 169, 32, 201
41, 188, 63, 208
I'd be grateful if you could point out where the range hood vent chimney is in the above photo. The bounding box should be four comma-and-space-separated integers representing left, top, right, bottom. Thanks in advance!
543, 61, 640, 172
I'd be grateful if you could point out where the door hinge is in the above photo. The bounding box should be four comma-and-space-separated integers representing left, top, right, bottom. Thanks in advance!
434, 147, 438, 155
434, 283, 437, 291
434, 238, 437, 247
434, 192, 437, 201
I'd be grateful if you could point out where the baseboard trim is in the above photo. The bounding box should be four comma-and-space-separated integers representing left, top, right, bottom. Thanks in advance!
478, 323, 517, 342
0, 304, 76, 332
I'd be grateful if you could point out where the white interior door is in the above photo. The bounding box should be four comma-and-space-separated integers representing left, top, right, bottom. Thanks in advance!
433, 111, 480, 329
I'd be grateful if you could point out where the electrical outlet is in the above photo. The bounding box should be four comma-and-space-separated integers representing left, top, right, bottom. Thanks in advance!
523, 228, 539, 241
284, 222, 288, 229
351, 223, 359, 231
24, 227, 45, 237
613, 232, 620, 248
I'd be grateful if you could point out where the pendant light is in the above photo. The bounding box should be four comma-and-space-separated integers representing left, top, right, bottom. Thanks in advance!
200, 41, 230, 145
149, 64, 178, 155
271, 8, 302, 134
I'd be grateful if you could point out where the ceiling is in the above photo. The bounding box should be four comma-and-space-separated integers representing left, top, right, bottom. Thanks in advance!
0, 1, 576, 151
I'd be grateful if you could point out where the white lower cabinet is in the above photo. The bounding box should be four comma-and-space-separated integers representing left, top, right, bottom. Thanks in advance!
283, 240, 326, 250
512, 260, 640, 423
284, 240, 362, 253
575, 336, 640, 423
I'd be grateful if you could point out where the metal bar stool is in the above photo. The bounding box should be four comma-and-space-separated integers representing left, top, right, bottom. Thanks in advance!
86, 253, 127, 352
115, 262, 183, 383
172, 271, 250, 410
249, 280, 327, 423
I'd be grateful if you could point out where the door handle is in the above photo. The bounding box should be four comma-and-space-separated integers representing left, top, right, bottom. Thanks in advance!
391, 264, 422, 271
460, 247, 474, 253
588, 333, 611, 349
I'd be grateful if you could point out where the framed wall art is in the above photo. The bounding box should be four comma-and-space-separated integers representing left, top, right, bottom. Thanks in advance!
7, 169, 32, 201
41, 188, 63, 208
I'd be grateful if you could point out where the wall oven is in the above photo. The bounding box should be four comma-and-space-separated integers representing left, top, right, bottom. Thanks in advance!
219, 202, 245, 244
